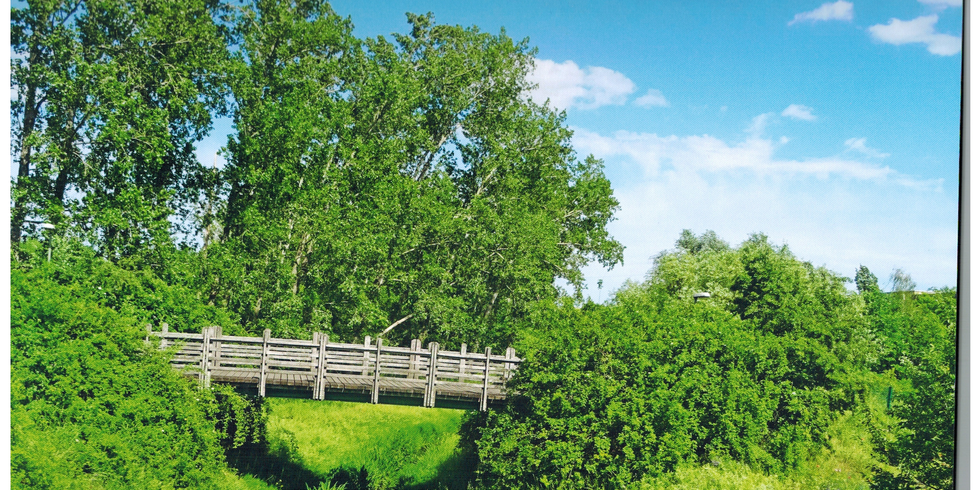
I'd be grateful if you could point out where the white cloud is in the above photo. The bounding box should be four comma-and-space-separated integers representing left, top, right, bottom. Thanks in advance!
569, 126, 955, 303
788, 1, 854, 25
918, 0, 962, 10
844, 137, 891, 158
781, 104, 817, 121
744, 113, 775, 139
634, 89, 669, 108
572, 126, 938, 187
868, 15, 961, 56
527, 59, 636, 110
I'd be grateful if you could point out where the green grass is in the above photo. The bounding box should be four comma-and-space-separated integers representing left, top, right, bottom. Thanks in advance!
260, 399, 472, 490
640, 411, 895, 490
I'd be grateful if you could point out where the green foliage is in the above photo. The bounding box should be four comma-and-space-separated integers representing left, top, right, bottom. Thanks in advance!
855, 265, 880, 295
10, 242, 258, 489
11, 0, 230, 258
469, 234, 893, 489
675, 229, 730, 256
878, 289, 956, 489
209, 7, 622, 345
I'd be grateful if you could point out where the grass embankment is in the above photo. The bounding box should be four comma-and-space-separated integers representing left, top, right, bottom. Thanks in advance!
231, 399, 472, 490
232, 399, 889, 490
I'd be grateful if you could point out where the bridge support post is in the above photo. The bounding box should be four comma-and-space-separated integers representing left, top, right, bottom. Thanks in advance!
424, 342, 439, 407
259, 329, 270, 397
200, 326, 213, 389
160, 323, 169, 349
409, 339, 421, 379
212, 326, 222, 379
371, 337, 383, 404
480, 347, 492, 412
314, 333, 327, 400
504, 347, 516, 385
362, 336, 372, 376
458, 343, 467, 383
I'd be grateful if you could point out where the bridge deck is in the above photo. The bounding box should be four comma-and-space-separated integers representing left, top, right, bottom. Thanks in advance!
150, 325, 518, 410
200, 369, 506, 401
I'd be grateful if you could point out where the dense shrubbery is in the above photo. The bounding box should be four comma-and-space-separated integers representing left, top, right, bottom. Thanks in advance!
11, 241, 261, 489
467, 233, 954, 490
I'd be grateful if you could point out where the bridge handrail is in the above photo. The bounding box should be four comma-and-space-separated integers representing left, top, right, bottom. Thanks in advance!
146, 324, 521, 411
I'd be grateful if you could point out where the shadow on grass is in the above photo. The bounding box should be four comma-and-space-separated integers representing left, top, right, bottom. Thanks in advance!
222, 392, 485, 490
225, 438, 327, 490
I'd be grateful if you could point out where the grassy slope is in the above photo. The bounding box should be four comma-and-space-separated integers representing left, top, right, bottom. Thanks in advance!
254, 400, 889, 490
262, 399, 471, 490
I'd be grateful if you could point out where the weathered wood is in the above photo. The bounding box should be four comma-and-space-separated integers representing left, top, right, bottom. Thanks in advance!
372, 337, 383, 404
200, 326, 212, 389
362, 336, 372, 376
161, 323, 169, 349
259, 329, 270, 397
152, 325, 520, 410
481, 347, 492, 412
409, 339, 421, 380
458, 343, 467, 383
315, 333, 328, 400
425, 342, 440, 408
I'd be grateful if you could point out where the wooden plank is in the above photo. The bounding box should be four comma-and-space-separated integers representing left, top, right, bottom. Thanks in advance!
315, 333, 327, 400
481, 347, 492, 412
372, 337, 382, 404
259, 329, 270, 397
425, 342, 439, 408
200, 326, 212, 389
361, 336, 372, 376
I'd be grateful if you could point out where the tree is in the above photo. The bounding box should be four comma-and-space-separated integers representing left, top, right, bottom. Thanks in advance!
676, 229, 729, 255
209, 8, 623, 345
855, 265, 880, 294
11, 0, 229, 261
889, 268, 916, 293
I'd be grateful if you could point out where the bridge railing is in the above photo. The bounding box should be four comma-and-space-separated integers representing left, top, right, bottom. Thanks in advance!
146, 324, 521, 411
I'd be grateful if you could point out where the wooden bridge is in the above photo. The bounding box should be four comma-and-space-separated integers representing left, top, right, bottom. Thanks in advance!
145, 325, 521, 411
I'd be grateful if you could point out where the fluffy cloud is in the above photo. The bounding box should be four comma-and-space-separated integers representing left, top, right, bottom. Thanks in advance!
634, 89, 669, 108
782, 104, 817, 121
527, 59, 636, 110
788, 1, 854, 25
845, 137, 891, 158
568, 125, 954, 303
868, 15, 961, 56
572, 125, 939, 188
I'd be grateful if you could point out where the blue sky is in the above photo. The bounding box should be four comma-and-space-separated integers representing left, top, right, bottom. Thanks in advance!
196, 0, 963, 300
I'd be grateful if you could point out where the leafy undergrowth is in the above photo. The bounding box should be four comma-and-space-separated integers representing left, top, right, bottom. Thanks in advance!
233, 399, 472, 490
640, 412, 895, 490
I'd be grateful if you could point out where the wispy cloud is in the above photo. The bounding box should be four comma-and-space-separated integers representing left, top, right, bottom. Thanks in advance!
572, 125, 939, 189
918, 0, 962, 11
845, 137, 891, 158
868, 15, 961, 56
745, 113, 773, 139
527, 59, 636, 110
782, 104, 817, 121
570, 124, 952, 302
788, 1, 854, 26
634, 89, 669, 108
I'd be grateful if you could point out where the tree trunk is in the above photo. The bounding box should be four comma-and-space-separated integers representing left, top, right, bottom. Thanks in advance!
11, 82, 40, 244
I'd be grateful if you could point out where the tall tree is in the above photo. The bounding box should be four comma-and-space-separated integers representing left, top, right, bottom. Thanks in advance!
855, 265, 880, 294
211, 7, 623, 345
11, 0, 229, 261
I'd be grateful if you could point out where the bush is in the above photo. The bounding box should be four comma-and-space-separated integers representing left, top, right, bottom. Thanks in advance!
10, 243, 256, 488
